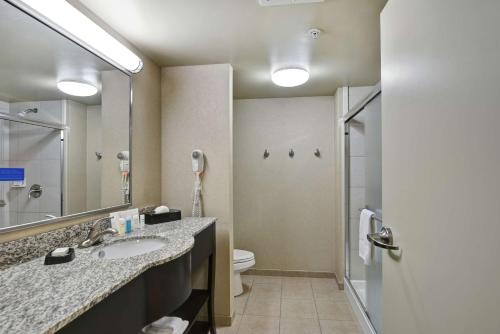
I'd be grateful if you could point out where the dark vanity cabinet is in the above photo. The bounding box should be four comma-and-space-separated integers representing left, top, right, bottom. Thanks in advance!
58, 223, 216, 334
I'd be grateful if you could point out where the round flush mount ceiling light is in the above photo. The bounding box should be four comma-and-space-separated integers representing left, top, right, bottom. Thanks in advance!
272, 68, 310, 87
57, 81, 98, 97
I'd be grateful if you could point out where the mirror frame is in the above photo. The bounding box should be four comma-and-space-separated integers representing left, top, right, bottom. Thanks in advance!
0, 0, 133, 233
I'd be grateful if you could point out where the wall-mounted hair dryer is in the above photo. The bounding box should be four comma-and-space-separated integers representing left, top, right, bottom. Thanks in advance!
191, 149, 204, 217
191, 149, 204, 173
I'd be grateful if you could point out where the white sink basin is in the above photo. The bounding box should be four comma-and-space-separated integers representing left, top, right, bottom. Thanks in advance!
91, 237, 169, 259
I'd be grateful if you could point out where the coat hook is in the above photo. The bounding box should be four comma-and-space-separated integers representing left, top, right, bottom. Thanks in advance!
263, 149, 270, 159
95, 152, 102, 160
314, 148, 321, 157
289, 149, 295, 158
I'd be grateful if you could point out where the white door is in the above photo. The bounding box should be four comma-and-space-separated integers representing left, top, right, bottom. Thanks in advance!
381, 0, 500, 333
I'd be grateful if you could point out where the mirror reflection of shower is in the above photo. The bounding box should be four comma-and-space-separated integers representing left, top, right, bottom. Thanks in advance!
17, 108, 38, 117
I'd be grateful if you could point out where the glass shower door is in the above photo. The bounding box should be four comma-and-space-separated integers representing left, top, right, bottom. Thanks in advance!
0, 118, 63, 228
345, 94, 382, 332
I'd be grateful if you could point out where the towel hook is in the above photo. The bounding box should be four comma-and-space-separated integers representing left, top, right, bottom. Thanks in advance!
314, 148, 321, 157
263, 149, 270, 159
289, 149, 295, 158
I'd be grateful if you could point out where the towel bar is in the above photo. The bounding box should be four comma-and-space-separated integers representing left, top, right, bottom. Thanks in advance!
358, 208, 382, 222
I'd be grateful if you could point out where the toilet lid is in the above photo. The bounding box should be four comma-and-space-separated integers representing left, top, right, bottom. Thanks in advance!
234, 249, 254, 264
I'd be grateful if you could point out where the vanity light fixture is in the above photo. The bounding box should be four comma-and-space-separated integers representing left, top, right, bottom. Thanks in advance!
15, 0, 143, 73
57, 80, 98, 97
272, 68, 310, 87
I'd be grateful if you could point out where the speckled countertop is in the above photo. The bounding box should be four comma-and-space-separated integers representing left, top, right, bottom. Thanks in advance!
0, 217, 216, 334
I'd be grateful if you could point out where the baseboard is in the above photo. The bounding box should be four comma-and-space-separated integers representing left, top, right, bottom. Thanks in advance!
336, 277, 345, 290
214, 314, 233, 327
243, 269, 336, 279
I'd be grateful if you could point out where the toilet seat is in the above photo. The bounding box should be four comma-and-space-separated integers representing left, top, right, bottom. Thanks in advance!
234, 249, 255, 264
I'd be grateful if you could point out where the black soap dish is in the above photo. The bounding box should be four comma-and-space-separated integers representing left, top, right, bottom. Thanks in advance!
44, 247, 75, 265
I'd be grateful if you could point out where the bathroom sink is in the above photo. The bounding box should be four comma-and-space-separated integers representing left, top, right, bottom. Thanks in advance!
91, 237, 169, 260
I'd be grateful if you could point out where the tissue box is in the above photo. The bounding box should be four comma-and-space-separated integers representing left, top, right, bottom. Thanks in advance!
145, 209, 181, 225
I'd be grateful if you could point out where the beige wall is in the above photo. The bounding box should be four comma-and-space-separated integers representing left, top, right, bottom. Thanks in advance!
234, 97, 336, 273
86, 105, 102, 210
161, 64, 234, 324
333, 87, 348, 286
100, 70, 130, 207
0, 5, 162, 243
65, 100, 88, 214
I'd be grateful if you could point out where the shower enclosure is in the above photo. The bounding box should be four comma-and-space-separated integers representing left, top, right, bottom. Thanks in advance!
344, 84, 382, 333
0, 113, 63, 228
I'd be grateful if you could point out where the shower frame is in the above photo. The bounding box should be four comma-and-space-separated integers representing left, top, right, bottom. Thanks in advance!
0, 112, 65, 220
343, 83, 381, 333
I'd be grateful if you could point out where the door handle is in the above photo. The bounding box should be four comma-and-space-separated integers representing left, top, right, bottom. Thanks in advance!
367, 227, 400, 250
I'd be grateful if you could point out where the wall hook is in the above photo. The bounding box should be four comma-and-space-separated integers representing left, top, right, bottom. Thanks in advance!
263, 149, 270, 159
95, 152, 103, 160
314, 148, 321, 157
289, 149, 295, 158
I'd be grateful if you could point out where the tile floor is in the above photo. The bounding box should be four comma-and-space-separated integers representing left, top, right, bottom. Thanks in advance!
216, 275, 361, 334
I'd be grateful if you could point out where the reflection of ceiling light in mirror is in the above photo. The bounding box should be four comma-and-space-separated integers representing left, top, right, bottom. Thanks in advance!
272, 68, 310, 87
17, 0, 143, 73
57, 81, 98, 97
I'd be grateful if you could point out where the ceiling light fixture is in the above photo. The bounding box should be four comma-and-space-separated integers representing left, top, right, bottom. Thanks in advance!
272, 68, 310, 87
16, 0, 143, 73
57, 81, 98, 97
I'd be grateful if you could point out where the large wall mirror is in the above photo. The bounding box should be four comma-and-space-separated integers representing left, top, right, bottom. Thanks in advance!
0, 1, 131, 232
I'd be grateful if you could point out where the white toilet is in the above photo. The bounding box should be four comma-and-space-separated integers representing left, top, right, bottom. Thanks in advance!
233, 249, 255, 296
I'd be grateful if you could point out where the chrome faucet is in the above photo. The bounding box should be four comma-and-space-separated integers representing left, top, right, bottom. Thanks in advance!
79, 217, 118, 248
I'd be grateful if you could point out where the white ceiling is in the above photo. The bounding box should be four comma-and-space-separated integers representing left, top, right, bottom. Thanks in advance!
78, 0, 387, 99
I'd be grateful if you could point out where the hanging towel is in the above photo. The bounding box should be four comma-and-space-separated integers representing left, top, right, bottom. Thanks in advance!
359, 209, 374, 265
142, 316, 189, 334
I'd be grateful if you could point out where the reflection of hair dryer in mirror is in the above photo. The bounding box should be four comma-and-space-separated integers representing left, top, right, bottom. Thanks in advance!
117, 150, 130, 204
191, 149, 204, 217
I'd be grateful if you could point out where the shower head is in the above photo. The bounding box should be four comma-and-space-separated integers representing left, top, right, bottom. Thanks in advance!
17, 108, 38, 117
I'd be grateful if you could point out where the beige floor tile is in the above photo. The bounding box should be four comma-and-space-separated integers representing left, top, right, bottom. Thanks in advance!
282, 283, 313, 300
240, 283, 253, 296
249, 283, 282, 300
216, 314, 242, 334
252, 275, 283, 285
238, 315, 280, 334
279, 318, 321, 334
241, 275, 255, 286
315, 300, 354, 321
244, 297, 281, 317
281, 299, 317, 319
234, 293, 249, 315
311, 278, 339, 292
283, 277, 311, 285
313, 289, 347, 301
319, 320, 361, 334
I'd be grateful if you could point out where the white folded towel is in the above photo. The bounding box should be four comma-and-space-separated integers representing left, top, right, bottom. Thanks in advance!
359, 209, 374, 265
142, 317, 189, 334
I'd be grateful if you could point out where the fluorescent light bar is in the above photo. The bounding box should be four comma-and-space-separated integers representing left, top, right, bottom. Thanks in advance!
57, 80, 98, 97
272, 68, 310, 87
18, 0, 143, 73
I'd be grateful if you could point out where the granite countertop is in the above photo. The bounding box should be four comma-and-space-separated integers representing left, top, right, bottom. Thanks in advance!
0, 217, 216, 334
